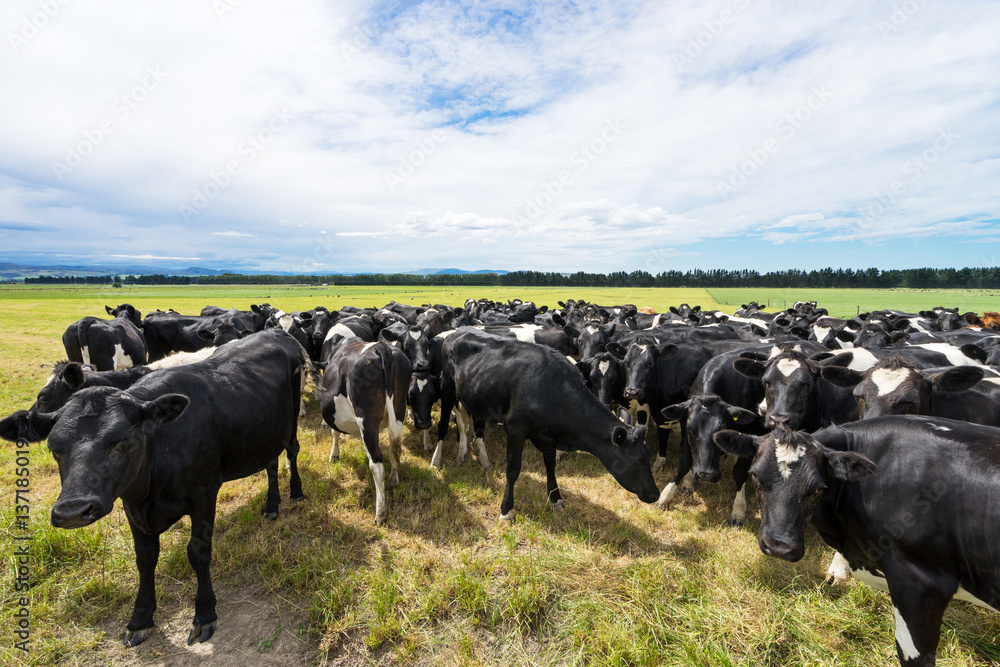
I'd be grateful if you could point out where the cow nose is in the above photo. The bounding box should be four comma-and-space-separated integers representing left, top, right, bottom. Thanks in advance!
51, 498, 101, 528
693, 470, 721, 483
759, 536, 802, 562
623, 388, 640, 400
414, 362, 430, 372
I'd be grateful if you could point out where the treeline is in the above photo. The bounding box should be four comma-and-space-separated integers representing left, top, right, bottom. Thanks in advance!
22, 266, 1000, 289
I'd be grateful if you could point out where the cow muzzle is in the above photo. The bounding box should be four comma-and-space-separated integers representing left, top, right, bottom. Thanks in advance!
759, 535, 803, 562
693, 469, 721, 483
51, 497, 105, 528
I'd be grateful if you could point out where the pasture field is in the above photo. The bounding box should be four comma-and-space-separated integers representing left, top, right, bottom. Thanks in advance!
1, 285, 999, 666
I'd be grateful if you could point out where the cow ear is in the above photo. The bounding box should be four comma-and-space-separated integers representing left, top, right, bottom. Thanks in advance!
441, 310, 455, 323
299, 319, 315, 331
197, 329, 215, 341
844, 320, 861, 330
575, 359, 591, 378
0, 409, 60, 443
379, 327, 401, 342
63, 362, 86, 389
789, 326, 809, 338
811, 352, 835, 362
824, 352, 854, 367
606, 342, 627, 360
611, 425, 629, 446
891, 318, 910, 331
538, 305, 548, 314
659, 343, 679, 359
616, 407, 633, 426
105, 305, 115, 315
251, 304, 261, 313
624, 316, 638, 330
142, 394, 190, 426
738, 350, 768, 361
823, 449, 877, 481
890, 332, 909, 344
835, 329, 855, 342
930, 365, 984, 393
726, 405, 758, 425
733, 358, 766, 379
692, 305, 701, 313
563, 325, 580, 339
603, 322, 616, 337
821, 366, 864, 387
713, 430, 758, 457
660, 400, 690, 422
558, 301, 566, 308
960, 344, 988, 363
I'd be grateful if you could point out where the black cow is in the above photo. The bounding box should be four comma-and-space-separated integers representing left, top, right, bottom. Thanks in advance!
317, 337, 412, 524
141, 311, 252, 362
199, 304, 273, 332
574, 321, 617, 360
576, 351, 627, 412
434, 330, 659, 520
63, 304, 146, 371
716, 417, 1000, 666
0, 329, 307, 647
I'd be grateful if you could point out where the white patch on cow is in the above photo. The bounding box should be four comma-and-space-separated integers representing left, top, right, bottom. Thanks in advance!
777, 358, 802, 377
916, 342, 984, 367
430, 440, 445, 469
730, 486, 748, 524
585, 325, 599, 335
416, 378, 428, 392
955, 586, 1000, 613
278, 314, 295, 331
370, 461, 388, 524
983, 377, 1000, 385
148, 347, 217, 370
758, 397, 767, 415
325, 322, 358, 342
408, 329, 421, 341
510, 324, 541, 343
826, 552, 852, 583
455, 405, 472, 462
597, 360, 610, 375
775, 440, 806, 479
475, 436, 491, 470
331, 394, 363, 437
812, 325, 831, 342
361, 342, 377, 354
80, 345, 91, 366
844, 348, 879, 372
870, 367, 913, 397
682, 471, 695, 493
328, 427, 341, 462
928, 423, 951, 432
854, 567, 999, 614
436, 328, 458, 340
112, 343, 131, 370
655, 481, 679, 509
893, 606, 921, 661
499, 509, 516, 522
386, 393, 403, 446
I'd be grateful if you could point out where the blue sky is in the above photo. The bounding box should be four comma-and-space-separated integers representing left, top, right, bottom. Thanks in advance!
1, 0, 998, 274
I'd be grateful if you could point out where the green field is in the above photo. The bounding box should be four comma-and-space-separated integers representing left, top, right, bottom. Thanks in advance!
708, 288, 1000, 319
1, 285, 998, 666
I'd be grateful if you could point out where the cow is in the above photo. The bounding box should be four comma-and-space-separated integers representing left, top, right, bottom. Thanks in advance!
0, 329, 308, 647
433, 329, 659, 521
574, 321, 617, 360
575, 351, 627, 412
715, 417, 1000, 666
199, 304, 273, 332
63, 304, 146, 371
141, 311, 253, 362
317, 336, 412, 524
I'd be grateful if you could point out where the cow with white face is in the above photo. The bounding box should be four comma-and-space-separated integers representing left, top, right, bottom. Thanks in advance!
716, 418, 1000, 666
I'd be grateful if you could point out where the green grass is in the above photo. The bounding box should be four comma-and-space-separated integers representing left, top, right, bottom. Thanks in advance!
1, 285, 998, 665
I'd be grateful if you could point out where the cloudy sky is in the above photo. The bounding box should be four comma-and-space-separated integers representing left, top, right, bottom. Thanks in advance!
1, 0, 998, 274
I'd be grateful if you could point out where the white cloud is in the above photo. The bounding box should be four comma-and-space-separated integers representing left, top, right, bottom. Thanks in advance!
211, 231, 254, 237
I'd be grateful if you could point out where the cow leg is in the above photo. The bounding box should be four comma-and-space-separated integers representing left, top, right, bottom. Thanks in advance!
124, 521, 160, 647
360, 416, 389, 524
542, 447, 563, 511
431, 390, 455, 469
187, 503, 218, 645
328, 427, 341, 462
286, 433, 305, 502
455, 406, 470, 463
884, 563, 952, 666
263, 458, 280, 520
386, 418, 402, 489
473, 420, 491, 470
825, 552, 853, 584
500, 428, 526, 522
656, 442, 692, 509
422, 428, 433, 452
652, 413, 674, 472
727, 456, 752, 527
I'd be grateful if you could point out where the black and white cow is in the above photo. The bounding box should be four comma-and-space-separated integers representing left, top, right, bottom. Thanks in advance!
142, 311, 252, 362
575, 351, 627, 412
433, 329, 659, 521
0, 329, 308, 647
317, 337, 412, 524
716, 418, 1000, 666
573, 321, 617, 360
63, 304, 147, 371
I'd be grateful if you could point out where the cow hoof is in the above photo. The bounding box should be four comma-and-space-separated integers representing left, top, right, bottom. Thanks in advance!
263, 511, 278, 521
187, 621, 216, 645
499, 510, 516, 523
651, 456, 668, 472
550, 499, 565, 513
329, 455, 339, 463
654, 501, 669, 511
290, 495, 306, 504
480, 463, 492, 472
726, 517, 745, 528
123, 626, 154, 647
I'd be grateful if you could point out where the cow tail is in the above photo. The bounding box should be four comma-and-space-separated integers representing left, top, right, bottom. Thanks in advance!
76, 318, 95, 366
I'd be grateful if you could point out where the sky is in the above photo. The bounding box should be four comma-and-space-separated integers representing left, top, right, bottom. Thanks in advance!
1, 0, 998, 274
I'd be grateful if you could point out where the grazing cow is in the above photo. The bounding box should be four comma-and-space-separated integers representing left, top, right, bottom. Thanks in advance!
434, 330, 659, 521
715, 418, 1000, 666
63, 304, 146, 371
822, 357, 993, 422
317, 337, 412, 524
0, 329, 308, 647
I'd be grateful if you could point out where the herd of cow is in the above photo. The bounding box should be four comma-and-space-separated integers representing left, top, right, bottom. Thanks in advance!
2, 297, 999, 665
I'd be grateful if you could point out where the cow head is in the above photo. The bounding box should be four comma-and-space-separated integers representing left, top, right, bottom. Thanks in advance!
197, 322, 250, 347
604, 408, 659, 503
407, 371, 438, 431
107, 304, 143, 329
662, 395, 757, 483
0, 387, 189, 529
380, 324, 431, 372
576, 352, 625, 411
609, 338, 678, 405
714, 426, 876, 561
32, 361, 89, 413
822, 357, 984, 418
733, 351, 821, 430
575, 321, 617, 360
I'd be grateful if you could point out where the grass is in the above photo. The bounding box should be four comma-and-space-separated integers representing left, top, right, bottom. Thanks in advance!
1, 285, 998, 665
